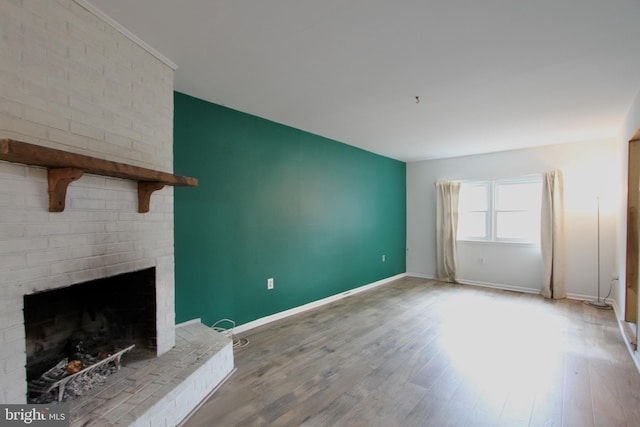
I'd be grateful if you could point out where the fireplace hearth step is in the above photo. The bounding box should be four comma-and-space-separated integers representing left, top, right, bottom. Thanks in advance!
69, 322, 234, 427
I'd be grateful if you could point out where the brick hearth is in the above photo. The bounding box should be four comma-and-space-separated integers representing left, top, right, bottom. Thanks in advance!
70, 322, 233, 427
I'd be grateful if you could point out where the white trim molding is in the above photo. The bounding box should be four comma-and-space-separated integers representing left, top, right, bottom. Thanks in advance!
456, 279, 540, 295
611, 301, 640, 374
73, 0, 178, 70
406, 272, 435, 280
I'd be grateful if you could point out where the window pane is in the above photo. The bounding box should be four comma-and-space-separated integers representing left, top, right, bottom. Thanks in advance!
459, 184, 488, 211
496, 182, 542, 210
458, 212, 487, 239
496, 211, 540, 241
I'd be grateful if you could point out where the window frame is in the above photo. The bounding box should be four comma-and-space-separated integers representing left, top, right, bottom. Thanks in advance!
456, 175, 542, 245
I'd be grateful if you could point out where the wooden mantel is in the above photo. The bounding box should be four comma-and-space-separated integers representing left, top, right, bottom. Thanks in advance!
0, 139, 198, 213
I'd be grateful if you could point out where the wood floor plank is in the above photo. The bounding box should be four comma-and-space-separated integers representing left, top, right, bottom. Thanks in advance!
182, 277, 640, 427
529, 389, 564, 427
589, 359, 628, 427
609, 363, 640, 427
498, 386, 536, 426
563, 354, 595, 427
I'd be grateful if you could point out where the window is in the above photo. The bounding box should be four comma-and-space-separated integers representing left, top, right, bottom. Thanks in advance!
457, 177, 542, 243
458, 182, 489, 240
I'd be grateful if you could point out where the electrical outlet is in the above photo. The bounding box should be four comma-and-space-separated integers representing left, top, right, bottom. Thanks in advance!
382, 255, 386, 262
267, 278, 274, 290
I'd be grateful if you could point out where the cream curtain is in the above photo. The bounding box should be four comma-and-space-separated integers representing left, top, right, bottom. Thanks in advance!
541, 170, 565, 299
435, 181, 461, 283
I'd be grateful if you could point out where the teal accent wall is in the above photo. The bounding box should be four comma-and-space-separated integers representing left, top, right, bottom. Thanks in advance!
174, 92, 406, 326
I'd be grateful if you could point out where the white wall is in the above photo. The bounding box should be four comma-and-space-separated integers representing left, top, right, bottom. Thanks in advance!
407, 138, 620, 298
0, 0, 176, 403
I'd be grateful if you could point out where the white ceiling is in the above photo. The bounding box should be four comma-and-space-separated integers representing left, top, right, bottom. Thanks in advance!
86, 0, 640, 162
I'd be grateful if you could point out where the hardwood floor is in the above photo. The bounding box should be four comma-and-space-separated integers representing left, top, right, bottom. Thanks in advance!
183, 277, 640, 427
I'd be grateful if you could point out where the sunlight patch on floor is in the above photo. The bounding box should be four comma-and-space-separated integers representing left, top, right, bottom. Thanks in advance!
438, 294, 567, 401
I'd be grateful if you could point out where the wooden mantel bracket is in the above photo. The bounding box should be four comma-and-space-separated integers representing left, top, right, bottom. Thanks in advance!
48, 168, 84, 212
0, 139, 198, 213
138, 181, 165, 213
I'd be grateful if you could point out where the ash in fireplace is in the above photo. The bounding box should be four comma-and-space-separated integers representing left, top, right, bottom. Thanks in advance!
28, 345, 133, 404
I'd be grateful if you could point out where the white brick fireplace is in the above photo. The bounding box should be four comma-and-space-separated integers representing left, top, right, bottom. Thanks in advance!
0, 0, 220, 410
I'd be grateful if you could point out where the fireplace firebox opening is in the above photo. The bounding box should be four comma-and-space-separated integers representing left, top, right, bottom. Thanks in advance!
24, 267, 157, 387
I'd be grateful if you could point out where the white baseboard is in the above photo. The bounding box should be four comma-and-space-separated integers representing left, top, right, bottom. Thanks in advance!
408, 274, 618, 302
406, 272, 435, 280
456, 279, 540, 295
233, 273, 407, 334
407, 274, 542, 295
566, 292, 614, 305
611, 301, 640, 374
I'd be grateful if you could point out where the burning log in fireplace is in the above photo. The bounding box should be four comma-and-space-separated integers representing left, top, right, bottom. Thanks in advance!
28, 344, 135, 403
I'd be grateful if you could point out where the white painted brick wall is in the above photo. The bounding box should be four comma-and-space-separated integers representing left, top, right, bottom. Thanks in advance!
0, 0, 177, 403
